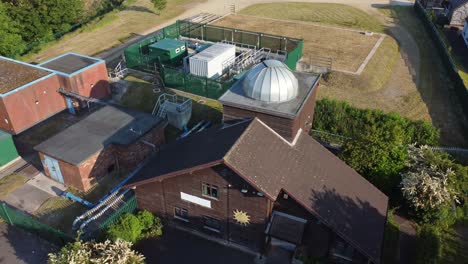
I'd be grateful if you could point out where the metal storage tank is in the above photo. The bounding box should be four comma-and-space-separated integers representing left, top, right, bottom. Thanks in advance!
189, 43, 236, 78
0, 130, 19, 166
149, 39, 187, 64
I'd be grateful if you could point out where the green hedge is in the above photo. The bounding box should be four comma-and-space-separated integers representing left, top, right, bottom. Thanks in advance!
312, 98, 439, 145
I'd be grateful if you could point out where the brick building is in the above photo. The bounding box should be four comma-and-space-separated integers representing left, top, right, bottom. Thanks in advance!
0, 53, 110, 135
124, 118, 388, 264
35, 105, 167, 192
219, 60, 320, 141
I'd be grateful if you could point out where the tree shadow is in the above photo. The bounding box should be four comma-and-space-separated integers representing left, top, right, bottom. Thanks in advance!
124, 5, 155, 14
308, 187, 387, 263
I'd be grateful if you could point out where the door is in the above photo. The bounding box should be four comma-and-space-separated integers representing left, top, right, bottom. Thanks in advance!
44, 155, 64, 183
66, 97, 75, 115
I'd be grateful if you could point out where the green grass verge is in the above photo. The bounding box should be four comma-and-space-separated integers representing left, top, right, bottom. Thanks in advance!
119, 74, 223, 139
240, 2, 385, 33
34, 171, 128, 232
0, 174, 29, 198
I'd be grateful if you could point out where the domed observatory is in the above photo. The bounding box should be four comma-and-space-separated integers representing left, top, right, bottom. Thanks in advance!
219, 60, 320, 142
242, 60, 299, 103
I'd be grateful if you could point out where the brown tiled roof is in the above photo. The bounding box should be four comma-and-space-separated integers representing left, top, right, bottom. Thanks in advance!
225, 119, 388, 263
126, 118, 388, 263
124, 119, 252, 186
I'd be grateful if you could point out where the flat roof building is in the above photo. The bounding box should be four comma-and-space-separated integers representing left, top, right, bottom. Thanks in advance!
35, 105, 167, 191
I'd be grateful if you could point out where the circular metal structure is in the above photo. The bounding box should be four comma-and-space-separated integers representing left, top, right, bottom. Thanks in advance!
241, 60, 298, 103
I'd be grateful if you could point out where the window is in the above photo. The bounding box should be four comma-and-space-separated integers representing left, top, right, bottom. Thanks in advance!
203, 216, 221, 232
202, 183, 219, 199
174, 207, 189, 221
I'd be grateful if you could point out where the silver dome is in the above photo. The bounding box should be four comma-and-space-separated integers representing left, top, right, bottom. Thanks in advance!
242, 60, 298, 103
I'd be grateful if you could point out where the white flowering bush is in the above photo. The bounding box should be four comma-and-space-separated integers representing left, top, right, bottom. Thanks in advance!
400, 145, 456, 212
48, 238, 145, 264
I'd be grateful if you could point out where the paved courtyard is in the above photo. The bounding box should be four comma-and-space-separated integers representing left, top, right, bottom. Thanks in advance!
135, 227, 257, 264
0, 223, 56, 264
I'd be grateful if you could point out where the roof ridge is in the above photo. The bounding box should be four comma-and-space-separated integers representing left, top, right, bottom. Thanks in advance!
224, 118, 256, 160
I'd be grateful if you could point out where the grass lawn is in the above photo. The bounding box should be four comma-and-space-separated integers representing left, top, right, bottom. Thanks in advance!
0, 174, 29, 198
119, 74, 223, 141
214, 14, 381, 72
240, 3, 385, 33
24, 0, 205, 63
382, 6, 468, 146
34, 171, 128, 233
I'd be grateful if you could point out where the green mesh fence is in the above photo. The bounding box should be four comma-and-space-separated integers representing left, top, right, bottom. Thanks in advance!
161, 66, 234, 99
124, 20, 304, 98
0, 202, 73, 245
99, 194, 138, 230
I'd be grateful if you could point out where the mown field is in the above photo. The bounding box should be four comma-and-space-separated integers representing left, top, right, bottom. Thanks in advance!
234, 2, 467, 146
213, 14, 381, 72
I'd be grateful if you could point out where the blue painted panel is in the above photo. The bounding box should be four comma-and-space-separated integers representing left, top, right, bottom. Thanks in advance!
66, 97, 75, 114
44, 155, 64, 183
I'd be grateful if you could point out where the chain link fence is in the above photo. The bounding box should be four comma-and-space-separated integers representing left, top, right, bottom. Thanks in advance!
0, 202, 73, 246
124, 20, 304, 99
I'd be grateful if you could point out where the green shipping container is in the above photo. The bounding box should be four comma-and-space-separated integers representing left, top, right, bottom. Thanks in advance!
0, 130, 19, 167
148, 38, 187, 63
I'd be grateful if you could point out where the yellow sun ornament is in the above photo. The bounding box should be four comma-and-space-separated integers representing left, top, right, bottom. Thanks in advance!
233, 209, 251, 226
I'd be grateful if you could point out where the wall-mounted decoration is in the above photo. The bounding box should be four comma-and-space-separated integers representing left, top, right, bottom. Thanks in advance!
233, 209, 250, 226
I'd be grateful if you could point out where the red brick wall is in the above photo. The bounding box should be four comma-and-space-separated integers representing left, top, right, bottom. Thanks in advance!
0, 98, 11, 132
223, 105, 296, 141
0, 75, 66, 134
63, 62, 110, 99
39, 125, 166, 192
293, 85, 318, 136
134, 165, 271, 251
38, 152, 85, 191
115, 125, 166, 169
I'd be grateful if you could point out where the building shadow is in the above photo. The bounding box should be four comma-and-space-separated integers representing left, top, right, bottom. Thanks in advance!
0, 223, 57, 264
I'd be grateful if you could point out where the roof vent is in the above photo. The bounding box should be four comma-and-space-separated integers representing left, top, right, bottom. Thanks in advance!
241, 60, 298, 103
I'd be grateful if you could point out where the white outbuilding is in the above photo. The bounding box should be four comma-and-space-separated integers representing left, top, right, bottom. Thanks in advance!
189, 43, 236, 79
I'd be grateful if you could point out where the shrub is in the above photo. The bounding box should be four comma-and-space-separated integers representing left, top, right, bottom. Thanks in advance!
137, 210, 155, 230
48, 238, 145, 264
106, 210, 163, 243
415, 225, 441, 264
107, 213, 142, 243
400, 145, 465, 226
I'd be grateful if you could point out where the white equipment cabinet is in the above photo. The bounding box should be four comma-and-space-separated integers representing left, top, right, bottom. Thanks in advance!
189, 43, 236, 78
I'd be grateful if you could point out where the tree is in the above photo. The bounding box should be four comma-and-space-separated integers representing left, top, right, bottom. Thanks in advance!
340, 123, 408, 194
0, 2, 26, 57
400, 145, 458, 221
151, 0, 167, 11
48, 238, 145, 264
106, 210, 163, 243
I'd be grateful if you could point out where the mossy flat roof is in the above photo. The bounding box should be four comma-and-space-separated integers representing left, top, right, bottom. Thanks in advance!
0, 58, 51, 94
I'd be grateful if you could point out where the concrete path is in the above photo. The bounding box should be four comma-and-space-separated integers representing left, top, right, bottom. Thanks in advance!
0, 222, 57, 264
2, 173, 65, 214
